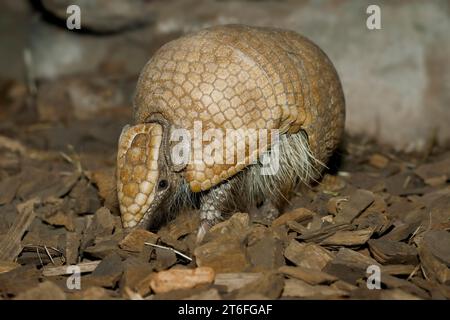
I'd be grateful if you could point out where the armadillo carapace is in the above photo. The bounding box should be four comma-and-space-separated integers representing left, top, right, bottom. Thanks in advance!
117, 24, 345, 237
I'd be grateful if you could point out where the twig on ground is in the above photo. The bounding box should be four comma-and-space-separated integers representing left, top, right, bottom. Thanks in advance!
144, 242, 193, 262
22, 245, 66, 266
0, 198, 38, 261
42, 261, 101, 277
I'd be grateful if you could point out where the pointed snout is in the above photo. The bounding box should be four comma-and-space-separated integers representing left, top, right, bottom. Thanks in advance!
116, 123, 162, 228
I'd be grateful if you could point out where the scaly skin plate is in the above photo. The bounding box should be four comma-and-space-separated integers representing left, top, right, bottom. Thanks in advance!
133, 25, 345, 193
117, 123, 162, 228
119, 24, 345, 229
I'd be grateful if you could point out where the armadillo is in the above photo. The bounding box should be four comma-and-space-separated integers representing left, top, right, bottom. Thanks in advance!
117, 25, 345, 238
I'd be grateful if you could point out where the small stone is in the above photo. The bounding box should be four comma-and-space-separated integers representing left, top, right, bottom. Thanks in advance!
354, 211, 391, 235
422, 230, 450, 266
318, 174, 346, 193
284, 240, 334, 270
159, 210, 200, 240
415, 158, 450, 184
119, 229, 159, 253
321, 228, 374, 247
150, 267, 215, 294
214, 273, 262, 293
247, 234, 284, 271
71, 286, 116, 300
282, 278, 347, 299
419, 231, 450, 284
271, 208, 314, 227
0, 266, 42, 296
41, 0, 154, 33
278, 266, 337, 285
195, 212, 251, 273
232, 272, 284, 299
69, 178, 101, 215
153, 247, 178, 271
183, 288, 222, 300
204, 212, 250, 242
0, 261, 20, 274
14, 281, 66, 300
332, 189, 375, 223
330, 280, 358, 293
0, 174, 21, 205
84, 238, 121, 260
323, 248, 379, 284
81, 207, 115, 251
368, 238, 418, 265
368, 154, 389, 169
381, 264, 417, 276
380, 274, 429, 299
194, 239, 250, 273
90, 167, 119, 212
133, 272, 155, 297
119, 259, 153, 295
83, 253, 123, 288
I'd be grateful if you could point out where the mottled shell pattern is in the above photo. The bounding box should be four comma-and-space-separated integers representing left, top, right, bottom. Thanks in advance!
118, 24, 345, 227
134, 24, 345, 191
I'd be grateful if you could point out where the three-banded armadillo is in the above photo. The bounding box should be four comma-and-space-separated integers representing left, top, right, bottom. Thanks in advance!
117, 25, 345, 238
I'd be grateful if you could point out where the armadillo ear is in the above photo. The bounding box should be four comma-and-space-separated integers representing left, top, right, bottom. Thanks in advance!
168, 160, 187, 173
165, 138, 188, 173
143, 113, 188, 173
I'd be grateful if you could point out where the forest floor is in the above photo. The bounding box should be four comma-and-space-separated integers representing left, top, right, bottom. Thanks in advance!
0, 79, 449, 300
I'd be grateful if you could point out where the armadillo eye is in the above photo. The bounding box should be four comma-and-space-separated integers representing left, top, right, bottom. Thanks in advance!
158, 179, 168, 190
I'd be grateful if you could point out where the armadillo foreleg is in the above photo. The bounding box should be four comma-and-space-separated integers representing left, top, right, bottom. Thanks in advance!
196, 181, 234, 242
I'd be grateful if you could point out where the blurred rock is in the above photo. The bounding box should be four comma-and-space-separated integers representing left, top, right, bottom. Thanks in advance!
36, 76, 134, 122
194, 238, 250, 273
194, 213, 251, 273
246, 233, 284, 271
119, 258, 153, 295
71, 286, 116, 299
83, 253, 124, 288
41, 0, 154, 33
150, 0, 450, 151
214, 272, 262, 293
158, 210, 200, 240
80, 206, 115, 251
153, 247, 178, 271
279, 265, 337, 285
119, 229, 159, 253
368, 238, 418, 265
203, 212, 250, 243
0, 261, 20, 274
183, 288, 221, 300
284, 240, 334, 270
418, 230, 450, 284
14, 281, 66, 300
282, 278, 347, 299
0, 1, 33, 81
90, 167, 119, 213
271, 208, 314, 228
28, 19, 154, 80
323, 248, 379, 284
231, 272, 284, 299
